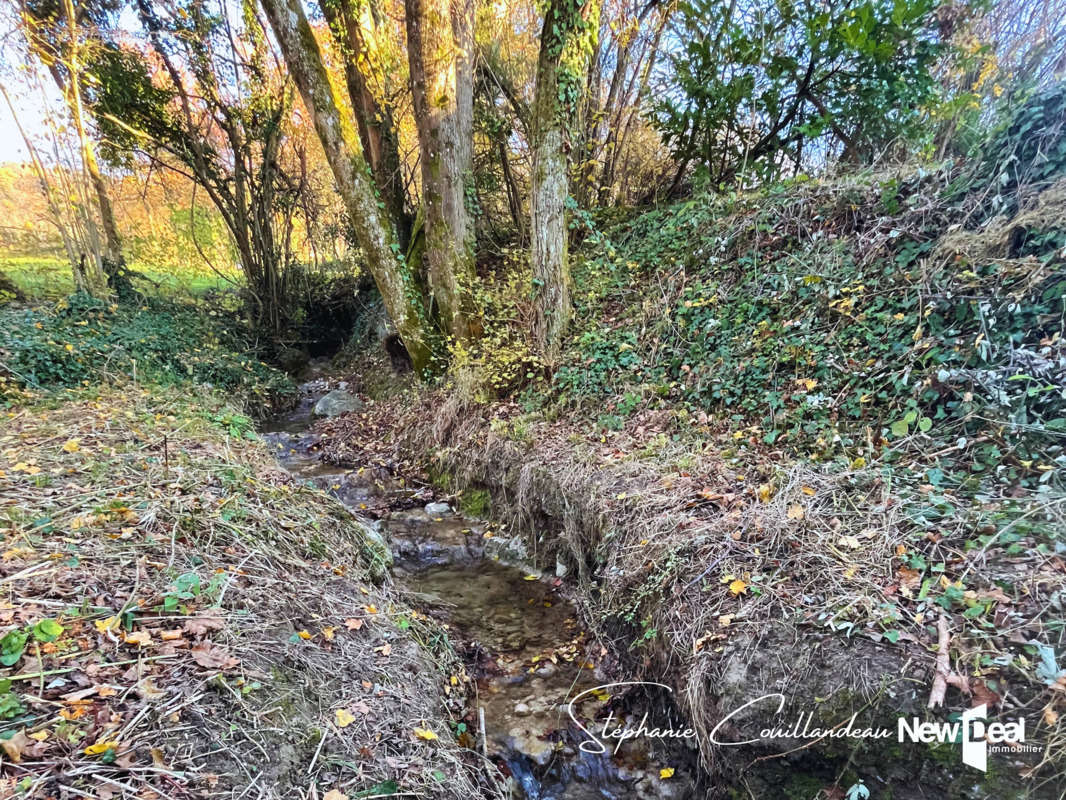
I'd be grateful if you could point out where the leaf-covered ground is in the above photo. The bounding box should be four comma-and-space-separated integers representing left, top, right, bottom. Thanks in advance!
0, 385, 494, 799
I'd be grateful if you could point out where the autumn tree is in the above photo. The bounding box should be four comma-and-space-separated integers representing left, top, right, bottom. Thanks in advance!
260, 0, 439, 373
530, 0, 600, 359
17, 0, 124, 294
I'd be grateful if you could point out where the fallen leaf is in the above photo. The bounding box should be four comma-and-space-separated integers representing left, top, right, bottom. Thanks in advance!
296, 630, 312, 640
413, 727, 438, 741
95, 616, 120, 634
660, 767, 675, 779
756, 484, 772, 502
184, 612, 224, 636
61, 439, 81, 453
787, 504, 805, 520
728, 579, 747, 596
1, 731, 30, 762
84, 740, 119, 756
124, 630, 152, 647
335, 708, 356, 728
323, 791, 348, 800
190, 642, 239, 670
322, 626, 336, 641
344, 618, 364, 630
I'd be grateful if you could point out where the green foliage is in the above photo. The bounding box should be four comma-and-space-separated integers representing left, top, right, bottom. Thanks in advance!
0, 293, 294, 414
961, 84, 1066, 216
450, 250, 543, 401
558, 158, 1066, 489
653, 0, 946, 184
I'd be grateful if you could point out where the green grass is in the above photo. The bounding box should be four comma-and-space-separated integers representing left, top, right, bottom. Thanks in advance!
1, 253, 237, 301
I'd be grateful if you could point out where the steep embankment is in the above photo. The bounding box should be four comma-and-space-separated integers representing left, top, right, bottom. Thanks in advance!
0, 304, 496, 798
319, 90, 1066, 799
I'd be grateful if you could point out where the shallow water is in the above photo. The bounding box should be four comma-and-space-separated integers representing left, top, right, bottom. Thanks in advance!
262, 382, 692, 799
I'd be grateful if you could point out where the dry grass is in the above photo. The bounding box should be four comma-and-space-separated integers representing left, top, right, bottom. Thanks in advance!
0, 384, 503, 799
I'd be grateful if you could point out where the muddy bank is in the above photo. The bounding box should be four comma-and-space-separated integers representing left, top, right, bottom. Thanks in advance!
312, 376, 1061, 800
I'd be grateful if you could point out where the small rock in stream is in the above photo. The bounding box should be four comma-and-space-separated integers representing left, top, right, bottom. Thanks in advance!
312, 389, 364, 417
424, 501, 452, 515
513, 702, 532, 717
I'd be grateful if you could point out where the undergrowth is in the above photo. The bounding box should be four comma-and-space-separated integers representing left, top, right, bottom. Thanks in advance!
0, 293, 294, 416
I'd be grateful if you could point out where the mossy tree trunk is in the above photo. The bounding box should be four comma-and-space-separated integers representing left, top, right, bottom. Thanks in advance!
405, 0, 479, 345
320, 0, 413, 254
261, 0, 438, 375
530, 0, 600, 360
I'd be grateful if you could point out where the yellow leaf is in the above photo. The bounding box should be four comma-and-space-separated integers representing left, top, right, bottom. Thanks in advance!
124, 630, 152, 646
413, 727, 438, 741
718, 614, 733, 627
322, 627, 335, 641
850, 457, 866, 469
801, 486, 816, 496
786, 504, 805, 520
728, 579, 747, 596
660, 767, 675, 779
323, 791, 348, 800
84, 740, 119, 756
523, 575, 539, 581
335, 708, 356, 728
28, 731, 48, 742
61, 439, 80, 453
95, 616, 120, 634
364, 604, 378, 614
756, 483, 772, 502
297, 630, 312, 640
12, 462, 28, 473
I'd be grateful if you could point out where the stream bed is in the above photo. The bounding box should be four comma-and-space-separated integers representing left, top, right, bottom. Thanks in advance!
260, 380, 693, 799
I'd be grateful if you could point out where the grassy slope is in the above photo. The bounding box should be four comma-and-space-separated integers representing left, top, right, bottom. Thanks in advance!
0, 309, 496, 797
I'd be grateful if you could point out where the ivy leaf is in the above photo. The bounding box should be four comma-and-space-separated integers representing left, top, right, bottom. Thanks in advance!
0, 630, 28, 666
32, 618, 64, 643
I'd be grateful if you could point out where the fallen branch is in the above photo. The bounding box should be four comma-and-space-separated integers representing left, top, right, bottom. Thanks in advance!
928, 614, 971, 708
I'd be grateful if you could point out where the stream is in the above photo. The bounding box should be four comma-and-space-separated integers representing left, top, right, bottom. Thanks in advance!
260, 379, 693, 799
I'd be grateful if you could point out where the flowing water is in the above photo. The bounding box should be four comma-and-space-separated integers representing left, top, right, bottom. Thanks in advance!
261, 380, 693, 799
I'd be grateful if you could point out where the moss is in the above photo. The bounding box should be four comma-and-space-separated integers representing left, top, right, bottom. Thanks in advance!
459, 487, 490, 517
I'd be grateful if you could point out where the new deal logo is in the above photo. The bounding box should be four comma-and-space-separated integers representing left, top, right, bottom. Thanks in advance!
703, 693, 1036, 773
898, 704, 1028, 772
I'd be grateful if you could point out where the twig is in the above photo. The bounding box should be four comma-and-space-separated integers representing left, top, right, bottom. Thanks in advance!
928, 614, 971, 708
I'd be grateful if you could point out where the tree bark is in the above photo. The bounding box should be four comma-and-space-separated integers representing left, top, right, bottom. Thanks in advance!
261, 0, 438, 374
405, 0, 479, 344
530, 0, 600, 360
320, 0, 413, 252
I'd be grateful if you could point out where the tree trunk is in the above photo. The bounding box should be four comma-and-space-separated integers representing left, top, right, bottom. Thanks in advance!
321, 0, 413, 252
530, 0, 600, 360
261, 0, 438, 375
405, 0, 479, 344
